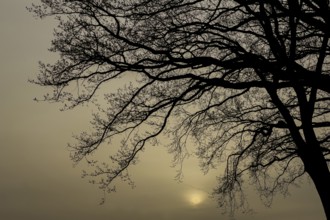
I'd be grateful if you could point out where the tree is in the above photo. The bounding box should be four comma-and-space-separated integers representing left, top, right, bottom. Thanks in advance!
30, 0, 330, 218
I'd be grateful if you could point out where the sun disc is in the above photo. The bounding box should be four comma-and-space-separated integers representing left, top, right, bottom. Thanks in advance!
190, 194, 202, 205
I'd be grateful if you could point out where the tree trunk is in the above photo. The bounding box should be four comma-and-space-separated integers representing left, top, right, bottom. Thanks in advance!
303, 149, 330, 219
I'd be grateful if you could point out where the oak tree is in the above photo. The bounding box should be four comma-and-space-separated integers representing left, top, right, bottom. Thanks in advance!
30, 0, 330, 217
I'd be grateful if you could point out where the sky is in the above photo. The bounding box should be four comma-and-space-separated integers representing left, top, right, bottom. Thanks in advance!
0, 1, 326, 220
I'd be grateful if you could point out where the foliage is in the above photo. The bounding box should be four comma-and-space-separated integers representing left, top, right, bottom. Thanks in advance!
30, 0, 330, 216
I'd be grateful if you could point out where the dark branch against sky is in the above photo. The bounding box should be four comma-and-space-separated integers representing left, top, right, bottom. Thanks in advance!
0, 1, 327, 220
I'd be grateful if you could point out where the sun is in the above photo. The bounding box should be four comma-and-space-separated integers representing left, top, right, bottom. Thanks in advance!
185, 191, 206, 206
190, 193, 203, 205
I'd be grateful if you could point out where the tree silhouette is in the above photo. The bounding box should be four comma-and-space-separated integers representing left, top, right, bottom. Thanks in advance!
30, 0, 330, 218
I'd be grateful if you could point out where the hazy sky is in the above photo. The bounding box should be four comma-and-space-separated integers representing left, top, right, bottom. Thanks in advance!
0, 1, 326, 220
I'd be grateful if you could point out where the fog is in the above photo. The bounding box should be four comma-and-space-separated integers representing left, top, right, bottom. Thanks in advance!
0, 1, 325, 219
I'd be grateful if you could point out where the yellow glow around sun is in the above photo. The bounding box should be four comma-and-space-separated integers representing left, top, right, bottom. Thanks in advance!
185, 191, 206, 206
190, 194, 203, 205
